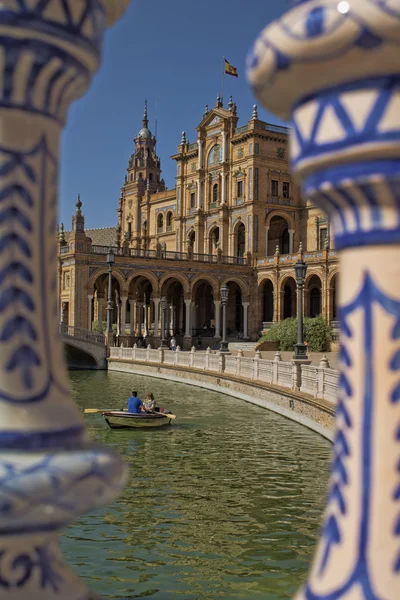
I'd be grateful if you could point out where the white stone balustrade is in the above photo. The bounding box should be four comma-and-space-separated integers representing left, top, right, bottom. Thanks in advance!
109, 347, 339, 405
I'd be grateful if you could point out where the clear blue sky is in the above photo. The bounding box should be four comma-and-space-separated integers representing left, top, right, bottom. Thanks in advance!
59, 0, 287, 230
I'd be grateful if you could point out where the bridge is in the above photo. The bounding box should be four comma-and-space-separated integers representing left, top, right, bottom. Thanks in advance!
61, 325, 107, 369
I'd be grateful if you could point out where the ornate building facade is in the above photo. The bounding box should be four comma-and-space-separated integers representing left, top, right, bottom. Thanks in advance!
59, 96, 339, 348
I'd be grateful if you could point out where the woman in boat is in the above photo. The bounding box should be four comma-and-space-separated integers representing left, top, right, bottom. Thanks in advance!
143, 393, 156, 413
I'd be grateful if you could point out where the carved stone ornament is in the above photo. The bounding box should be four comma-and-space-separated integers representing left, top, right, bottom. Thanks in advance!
247, 1, 400, 599
0, 2, 130, 599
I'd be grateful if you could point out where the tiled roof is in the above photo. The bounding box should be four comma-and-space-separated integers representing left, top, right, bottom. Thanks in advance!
64, 226, 117, 246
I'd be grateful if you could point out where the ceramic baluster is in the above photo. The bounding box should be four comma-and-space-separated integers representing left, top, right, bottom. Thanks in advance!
0, 2, 130, 599
248, 1, 400, 598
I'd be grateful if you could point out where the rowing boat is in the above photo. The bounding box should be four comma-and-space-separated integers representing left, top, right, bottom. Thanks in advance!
102, 410, 173, 430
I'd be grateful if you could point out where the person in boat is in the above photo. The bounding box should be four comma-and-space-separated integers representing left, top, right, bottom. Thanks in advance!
143, 393, 156, 413
127, 391, 144, 414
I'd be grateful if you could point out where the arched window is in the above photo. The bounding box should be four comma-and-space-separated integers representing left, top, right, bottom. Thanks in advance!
166, 212, 173, 230
157, 213, 164, 232
213, 183, 218, 203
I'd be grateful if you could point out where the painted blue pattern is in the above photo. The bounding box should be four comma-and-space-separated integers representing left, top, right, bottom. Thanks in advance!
246, 1, 400, 94
291, 77, 400, 169
0, 448, 125, 535
0, 137, 74, 403
304, 272, 400, 599
303, 160, 400, 249
0, 544, 62, 591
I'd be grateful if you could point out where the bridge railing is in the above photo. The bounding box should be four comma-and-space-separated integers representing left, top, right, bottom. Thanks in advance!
60, 325, 105, 345
109, 346, 338, 405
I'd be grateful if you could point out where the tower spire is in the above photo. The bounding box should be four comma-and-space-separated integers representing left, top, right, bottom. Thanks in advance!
142, 99, 148, 128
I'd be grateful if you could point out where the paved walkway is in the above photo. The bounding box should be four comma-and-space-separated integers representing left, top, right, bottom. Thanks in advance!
239, 350, 338, 369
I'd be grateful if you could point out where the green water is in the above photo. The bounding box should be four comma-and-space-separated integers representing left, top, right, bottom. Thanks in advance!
61, 370, 331, 599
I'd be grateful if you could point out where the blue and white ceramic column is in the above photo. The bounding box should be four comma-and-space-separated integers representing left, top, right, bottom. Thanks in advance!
0, 2, 129, 599
248, 1, 400, 599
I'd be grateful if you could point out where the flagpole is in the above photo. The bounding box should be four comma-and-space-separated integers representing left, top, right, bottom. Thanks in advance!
221, 56, 225, 105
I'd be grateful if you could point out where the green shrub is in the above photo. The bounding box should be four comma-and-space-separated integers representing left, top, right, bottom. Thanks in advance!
264, 315, 331, 352
304, 315, 332, 352
92, 320, 117, 333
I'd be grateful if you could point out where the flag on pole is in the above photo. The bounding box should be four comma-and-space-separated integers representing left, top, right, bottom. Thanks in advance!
224, 59, 238, 78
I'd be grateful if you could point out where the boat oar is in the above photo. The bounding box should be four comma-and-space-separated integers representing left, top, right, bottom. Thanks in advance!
156, 412, 177, 420
84, 408, 122, 414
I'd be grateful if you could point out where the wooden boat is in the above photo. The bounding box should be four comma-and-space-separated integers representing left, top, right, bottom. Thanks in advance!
102, 410, 173, 430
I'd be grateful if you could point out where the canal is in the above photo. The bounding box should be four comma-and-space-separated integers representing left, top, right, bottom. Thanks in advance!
61, 370, 331, 599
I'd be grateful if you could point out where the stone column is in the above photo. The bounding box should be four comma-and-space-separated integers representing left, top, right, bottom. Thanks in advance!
87, 294, 93, 330
153, 297, 160, 336
288, 229, 294, 254
222, 131, 227, 162
0, 3, 129, 600
214, 300, 221, 338
129, 299, 135, 334
179, 294, 184, 332
265, 226, 269, 256
169, 302, 174, 335
242, 302, 249, 339
98, 296, 104, 329
185, 299, 192, 337
136, 302, 143, 336
248, 4, 400, 599
197, 139, 203, 170
221, 174, 226, 205
120, 295, 127, 336
143, 301, 149, 336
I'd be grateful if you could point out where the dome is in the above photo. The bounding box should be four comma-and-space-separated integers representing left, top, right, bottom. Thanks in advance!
138, 127, 152, 140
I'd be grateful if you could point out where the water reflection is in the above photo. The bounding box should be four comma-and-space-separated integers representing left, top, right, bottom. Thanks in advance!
62, 370, 331, 599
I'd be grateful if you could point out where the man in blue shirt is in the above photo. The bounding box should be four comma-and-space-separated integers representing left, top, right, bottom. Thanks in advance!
127, 391, 143, 414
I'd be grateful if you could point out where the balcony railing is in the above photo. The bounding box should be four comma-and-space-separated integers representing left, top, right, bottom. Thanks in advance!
257, 249, 338, 266
60, 245, 69, 254
234, 125, 249, 135
166, 225, 173, 232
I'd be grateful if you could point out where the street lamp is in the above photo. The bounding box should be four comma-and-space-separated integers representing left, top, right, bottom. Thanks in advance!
293, 258, 308, 360
106, 247, 115, 334
160, 295, 168, 349
220, 284, 229, 353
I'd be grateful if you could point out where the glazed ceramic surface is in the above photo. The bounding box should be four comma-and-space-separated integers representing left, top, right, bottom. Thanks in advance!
0, 2, 129, 599
248, 1, 400, 599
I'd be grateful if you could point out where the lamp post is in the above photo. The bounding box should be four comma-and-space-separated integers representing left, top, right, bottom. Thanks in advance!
106, 247, 115, 334
220, 284, 229, 353
293, 258, 308, 360
160, 295, 168, 349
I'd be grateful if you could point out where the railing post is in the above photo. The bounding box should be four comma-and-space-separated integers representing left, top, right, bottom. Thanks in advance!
273, 350, 281, 385
158, 346, 164, 364
317, 355, 330, 399
190, 346, 196, 367
253, 350, 261, 380
291, 361, 301, 391
218, 350, 225, 374
205, 347, 211, 370
175, 345, 180, 365
236, 348, 243, 377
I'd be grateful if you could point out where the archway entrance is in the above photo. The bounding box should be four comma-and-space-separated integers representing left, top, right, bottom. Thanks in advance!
208, 227, 220, 255
331, 274, 338, 322
161, 278, 186, 344
282, 277, 296, 319
225, 281, 243, 337
193, 280, 215, 336
268, 216, 289, 256
92, 274, 121, 333
306, 275, 322, 318
262, 280, 274, 323
129, 276, 154, 338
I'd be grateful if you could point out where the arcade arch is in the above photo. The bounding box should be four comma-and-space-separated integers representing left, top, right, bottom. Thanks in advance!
305, 274, 322, 318
280, 277, 297, 320
261, 279, 274, 323
267, 215, 290, 256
